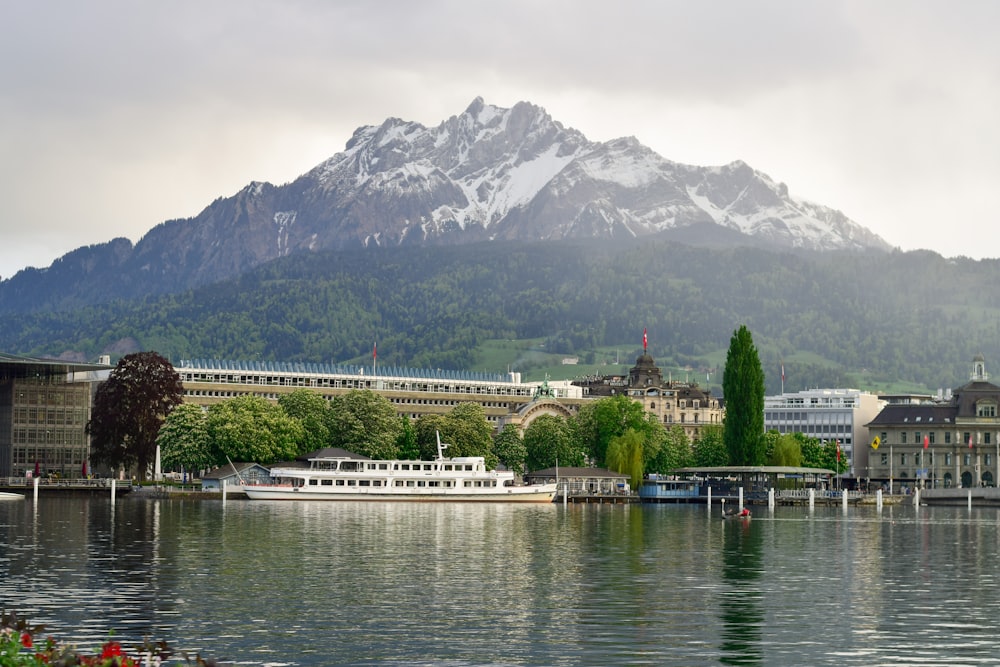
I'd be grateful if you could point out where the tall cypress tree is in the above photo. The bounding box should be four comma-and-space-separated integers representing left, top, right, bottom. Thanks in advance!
722, 325, 765, 465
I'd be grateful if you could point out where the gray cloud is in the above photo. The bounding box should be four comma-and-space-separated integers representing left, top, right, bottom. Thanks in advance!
1, 1, 998, 278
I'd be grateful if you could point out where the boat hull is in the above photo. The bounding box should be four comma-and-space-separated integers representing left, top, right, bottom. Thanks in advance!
0, 492, 25, 501
244, 484, 557, 502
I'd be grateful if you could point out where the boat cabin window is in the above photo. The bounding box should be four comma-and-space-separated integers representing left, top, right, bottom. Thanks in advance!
336, 480, 345, 486
321, 479, 333, 486
378, 463, 389, 470
308, 479, 319, 486
359, 480, 370, 487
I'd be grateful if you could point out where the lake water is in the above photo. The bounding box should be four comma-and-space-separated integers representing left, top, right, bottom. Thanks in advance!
2, 495, 1000, 666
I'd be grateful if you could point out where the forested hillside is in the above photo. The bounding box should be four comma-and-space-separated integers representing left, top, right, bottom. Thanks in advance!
3, 236, 999, 393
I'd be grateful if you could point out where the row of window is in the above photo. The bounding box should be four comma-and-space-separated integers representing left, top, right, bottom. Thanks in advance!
764, 411, 852, 424
181, 373, 534, 397
876, 452, 991, 467
879, 431, 994, 446
11, 407, 87, 427
185, 388, 515, 414
305, 478, 498, 488
13, 389, 89, 407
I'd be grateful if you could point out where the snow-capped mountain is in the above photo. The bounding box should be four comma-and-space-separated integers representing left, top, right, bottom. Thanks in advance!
0, 97, 891, 314
270, 96, 889, 251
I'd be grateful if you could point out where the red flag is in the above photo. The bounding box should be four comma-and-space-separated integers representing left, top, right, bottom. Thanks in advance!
969, 434, 974, 449
923, 435, 929, 449
642, 328, 647, 352
373, 341, 377, 361
781, 361, 785, 382
836, 440, 840, 462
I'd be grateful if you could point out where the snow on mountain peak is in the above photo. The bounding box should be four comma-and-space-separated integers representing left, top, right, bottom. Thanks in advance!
297, 98, 889, 252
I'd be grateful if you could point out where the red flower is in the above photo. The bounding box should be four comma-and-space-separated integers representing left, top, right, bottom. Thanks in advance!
20, 632, 32, 648
101, 641, 123, 658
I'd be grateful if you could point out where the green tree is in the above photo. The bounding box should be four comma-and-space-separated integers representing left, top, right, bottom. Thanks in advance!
692, 425, 729, 467
157, 403, 212, 474
444, 403, 497, 468
205, 395, 302, 465
328, 390, 402, 459
278, 389, 332, 455
415, 414, 449, 460
524, 414, 584, 471
87, 351, 184, 480
647, 424, 692, 474
396, 417, 419, 460
768, 433, 803, 467
606, 429, 645, 490
722, 325, 765, 465
797, 433, 825, 468
493, 424, 528, 475
574, 394, 653, 467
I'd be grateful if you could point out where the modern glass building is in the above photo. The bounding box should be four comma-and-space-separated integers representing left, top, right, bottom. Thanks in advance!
0, 354, 110, 478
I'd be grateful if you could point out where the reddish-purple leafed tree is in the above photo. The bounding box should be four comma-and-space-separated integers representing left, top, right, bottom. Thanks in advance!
87, 351, 184, 480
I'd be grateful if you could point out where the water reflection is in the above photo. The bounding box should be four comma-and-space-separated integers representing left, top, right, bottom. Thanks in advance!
719, 518, 763, 666
7, 500, 1000, 665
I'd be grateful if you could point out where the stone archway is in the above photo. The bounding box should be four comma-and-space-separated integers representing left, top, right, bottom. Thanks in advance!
962, 471, 973, 488
944, 472, 953, 488
505, 399, 575, 432
983, 471, 994, 487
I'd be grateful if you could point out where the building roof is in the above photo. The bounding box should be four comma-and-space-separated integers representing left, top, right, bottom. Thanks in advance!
0, 353, 112, 377
866, 403, 958, 427
177, 358, 514, 384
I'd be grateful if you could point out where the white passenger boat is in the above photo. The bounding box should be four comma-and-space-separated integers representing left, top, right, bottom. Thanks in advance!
0, 492, 25, 501
244, 433, 557, 503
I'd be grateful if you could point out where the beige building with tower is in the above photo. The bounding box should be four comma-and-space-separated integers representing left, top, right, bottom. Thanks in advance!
866, 355, 1000, 490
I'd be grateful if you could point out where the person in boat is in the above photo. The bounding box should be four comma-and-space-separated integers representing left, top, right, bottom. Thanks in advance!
723, 506, 751, 518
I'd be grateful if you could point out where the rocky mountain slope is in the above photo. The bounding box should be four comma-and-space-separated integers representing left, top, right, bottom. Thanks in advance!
0, 98, 891, 314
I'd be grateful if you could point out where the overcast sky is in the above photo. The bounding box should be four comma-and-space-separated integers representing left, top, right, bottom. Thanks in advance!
2, 1, 998, 279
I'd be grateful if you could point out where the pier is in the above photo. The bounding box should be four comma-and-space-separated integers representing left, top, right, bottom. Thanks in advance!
0, 477, 134, 495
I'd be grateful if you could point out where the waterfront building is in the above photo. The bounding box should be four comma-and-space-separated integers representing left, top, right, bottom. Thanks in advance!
572, 351, 723, 441
867, 355, 1000, 491
0, 353, 111, 478
764, 388, 885, 483
175, 358, 588, 429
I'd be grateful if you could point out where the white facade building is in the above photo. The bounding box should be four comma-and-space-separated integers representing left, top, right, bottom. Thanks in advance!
764, 389, 886, 481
